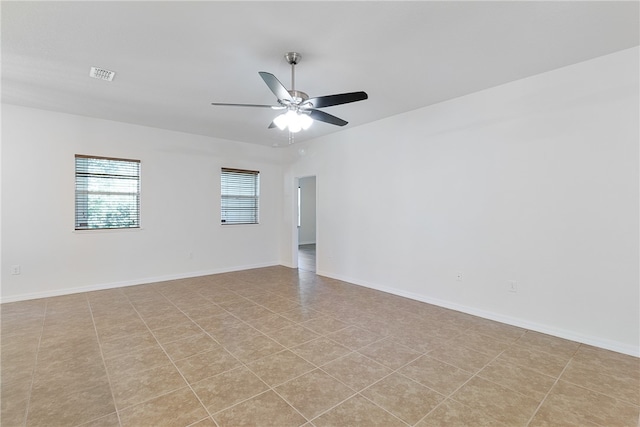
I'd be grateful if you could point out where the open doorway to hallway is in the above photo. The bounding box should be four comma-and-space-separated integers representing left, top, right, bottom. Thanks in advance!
297, 176, 316, 272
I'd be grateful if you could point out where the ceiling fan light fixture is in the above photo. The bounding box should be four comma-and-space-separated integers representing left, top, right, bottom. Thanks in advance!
274, 110, 313, 133
289, 121, 302, 133
286, 110, 302, 132
273, 112, 289, 130
299, 113, 313, 130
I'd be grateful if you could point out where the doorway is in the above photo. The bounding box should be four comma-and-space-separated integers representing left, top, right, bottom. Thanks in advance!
297, 176, 316, 272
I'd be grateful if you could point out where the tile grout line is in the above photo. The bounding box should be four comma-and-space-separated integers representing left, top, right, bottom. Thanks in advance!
413, 346, 511, 427
161, 290, 576, 427
351, 344, 470, 426
175, 287, 315, 425
231, 313, 384, 421
523, 344, 581, 426
86, 292, 125, 427
188, 281, 477, 426
557, 378, 640, 409
19, 300, 48, 427
303, 344, 437, 426
124, 289, 223, 427
547, 344, 640, 409
157, 282, 335, 425
161, 283, 409, 425
110, 289, 221, 409
269, 350, 363, 423
438, 329, 588, 426
173, 286, 345, 425
302, 347, 431, 426
387, 334, 481, 426
356, 393, 414, 427
19, 270, 632, 427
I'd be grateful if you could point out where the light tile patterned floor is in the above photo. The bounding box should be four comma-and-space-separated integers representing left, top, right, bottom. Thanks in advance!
298, 244, 316, 272
1, 266, 638, 426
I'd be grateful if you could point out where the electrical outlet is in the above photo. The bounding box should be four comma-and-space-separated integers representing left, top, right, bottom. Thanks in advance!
11, 265, 21, 275
507, 280, 518, 293
456, 272, 463, 281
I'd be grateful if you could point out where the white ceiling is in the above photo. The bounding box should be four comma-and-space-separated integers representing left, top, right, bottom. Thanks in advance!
2, 1, 638, 147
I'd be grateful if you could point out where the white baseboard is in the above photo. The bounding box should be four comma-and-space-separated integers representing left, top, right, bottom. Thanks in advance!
317, 269, 639, 358
0, 262, 279, 304
5, 265, 637, 358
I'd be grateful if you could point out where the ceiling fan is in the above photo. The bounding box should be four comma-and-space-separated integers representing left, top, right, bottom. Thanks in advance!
211, 52, 368, 134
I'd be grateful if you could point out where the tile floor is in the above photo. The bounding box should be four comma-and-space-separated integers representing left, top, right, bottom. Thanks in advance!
298, 244, 316, 273
1, 266, 638, 426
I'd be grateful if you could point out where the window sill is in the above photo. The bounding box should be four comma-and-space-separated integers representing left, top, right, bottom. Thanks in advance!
73, 227, 143, 234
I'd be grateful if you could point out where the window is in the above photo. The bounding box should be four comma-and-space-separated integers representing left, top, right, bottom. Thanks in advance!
221, 168, 259, 225
75, 155, 140, 230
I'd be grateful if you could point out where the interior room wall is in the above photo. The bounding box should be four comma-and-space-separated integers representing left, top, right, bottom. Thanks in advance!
298, 176, 316, 245
283, 47, 639, 356
1, 105, 284, 302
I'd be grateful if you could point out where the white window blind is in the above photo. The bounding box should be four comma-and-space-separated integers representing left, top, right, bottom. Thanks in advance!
75, 155, 140, 230
221, 168, 259, 225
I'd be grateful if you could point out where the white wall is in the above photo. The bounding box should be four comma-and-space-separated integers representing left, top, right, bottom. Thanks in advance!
298, 176, 316, 245
1, 105, 284, 302
3, 48, 638, 356
284, 47, 640, 356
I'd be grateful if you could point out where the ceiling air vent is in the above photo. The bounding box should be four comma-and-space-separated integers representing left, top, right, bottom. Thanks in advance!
89, 66, 115, 81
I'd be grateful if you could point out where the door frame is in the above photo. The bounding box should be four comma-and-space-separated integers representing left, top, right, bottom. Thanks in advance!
292, 175, 317, 270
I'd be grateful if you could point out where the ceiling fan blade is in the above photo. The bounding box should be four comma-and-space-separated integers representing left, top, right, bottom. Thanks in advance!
259, 71, 293, 102
211, 102, 283, 109
308, 109, 348, 127
306, 91, 368, 108
268, 121, 277, 129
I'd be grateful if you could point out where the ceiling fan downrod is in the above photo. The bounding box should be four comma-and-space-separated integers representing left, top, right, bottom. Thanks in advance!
284, 52, 308, 105
285, 52, 301, 91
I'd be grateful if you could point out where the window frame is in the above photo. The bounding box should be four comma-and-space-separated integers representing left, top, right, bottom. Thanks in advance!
74, 154, 141, 231
220, 167, 260, 225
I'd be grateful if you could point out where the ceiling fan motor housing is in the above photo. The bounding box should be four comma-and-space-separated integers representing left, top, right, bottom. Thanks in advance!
288, 90, 309, 105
